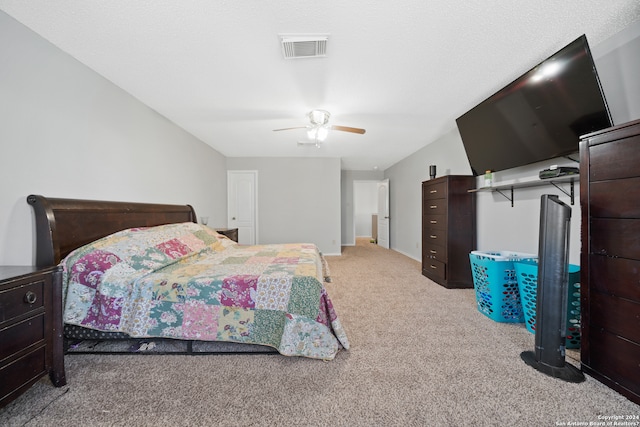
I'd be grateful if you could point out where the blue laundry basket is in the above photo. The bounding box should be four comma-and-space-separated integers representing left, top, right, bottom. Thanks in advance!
469, 251, 537, 322
514, 260, 581, 349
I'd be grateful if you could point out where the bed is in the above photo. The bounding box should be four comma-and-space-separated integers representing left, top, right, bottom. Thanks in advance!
27, 195, 349, 360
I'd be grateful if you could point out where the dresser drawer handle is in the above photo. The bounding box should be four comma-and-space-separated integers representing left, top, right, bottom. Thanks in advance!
24, 291, 37, 304
430, 190, 437, 194
430, 205, 437, 209
430, 220, 437, 224
430, 235, 437, 239
430, 265, 437, 269
430, 250, 437, 254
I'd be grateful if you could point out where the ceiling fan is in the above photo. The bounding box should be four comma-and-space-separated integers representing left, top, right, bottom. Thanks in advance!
273, 110, 365, 147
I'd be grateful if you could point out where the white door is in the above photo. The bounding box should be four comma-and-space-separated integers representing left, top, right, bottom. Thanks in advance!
377, 179, 390, 249
227, 171, 257, 245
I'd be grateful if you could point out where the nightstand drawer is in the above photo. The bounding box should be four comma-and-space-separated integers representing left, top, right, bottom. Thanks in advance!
0, 266, 66, 409
215, 228, 238, 243
0, 281, 44, 323
0, 347, 46, 402
0, 313, 45, 361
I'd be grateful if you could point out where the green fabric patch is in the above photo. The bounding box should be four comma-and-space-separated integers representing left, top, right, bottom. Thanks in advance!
147, 300, 184, 336
193, 229, 219, 245
221, 256, 251, 264
256, 250, 278, 257
287, 276, 322, 319
129, 248, 172, 270
252, 309, 286, 348
193, 279, 223, 305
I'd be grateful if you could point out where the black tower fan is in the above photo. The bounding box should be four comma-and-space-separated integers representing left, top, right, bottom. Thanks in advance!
521, 195, 585, 383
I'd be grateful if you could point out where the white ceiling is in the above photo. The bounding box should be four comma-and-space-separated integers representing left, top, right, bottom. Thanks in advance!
1, 1, 639, 170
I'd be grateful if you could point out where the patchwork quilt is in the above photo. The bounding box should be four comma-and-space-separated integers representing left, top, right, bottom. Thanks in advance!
61, 222, 349, 360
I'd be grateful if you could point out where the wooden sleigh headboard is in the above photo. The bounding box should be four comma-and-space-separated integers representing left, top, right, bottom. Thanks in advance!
27, 195, 197, 267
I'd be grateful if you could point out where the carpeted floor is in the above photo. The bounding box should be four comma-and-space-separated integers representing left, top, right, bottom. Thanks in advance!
1, 238, 637, 426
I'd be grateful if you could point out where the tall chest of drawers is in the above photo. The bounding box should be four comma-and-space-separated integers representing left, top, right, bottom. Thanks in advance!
0, 266, 66, 408
579, 118, 640, 405
422, 175, 476, 288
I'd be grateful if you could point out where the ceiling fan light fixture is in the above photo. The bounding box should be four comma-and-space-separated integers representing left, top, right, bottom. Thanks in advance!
308, 109, 330, 125
307, 124, 330, 142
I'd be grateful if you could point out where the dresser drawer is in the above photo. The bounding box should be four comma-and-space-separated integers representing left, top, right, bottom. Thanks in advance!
589, 134, 640, 182
0, 313, 45, 362
423, 228, 446, 246
590, 177, 640, 218
423, 200, 447, 215
585, 328, 640, 398
423, 258, 446, 281
590, 218, 640, 259
0, 347, 46, 402
589, 255, 640, 302
0, 281, 44, 323
590, 291, 640, 344
423, 214, 446, 231
423, 241, 446, 263
422, 181, 446, 200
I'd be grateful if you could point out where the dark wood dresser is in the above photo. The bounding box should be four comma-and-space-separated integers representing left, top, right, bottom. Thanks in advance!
422, 175, 476, 288
579, 118, 640, 405
0, 266, 66, 408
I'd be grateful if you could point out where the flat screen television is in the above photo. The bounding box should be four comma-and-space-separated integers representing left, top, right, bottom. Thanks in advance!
456, 35, 612, 176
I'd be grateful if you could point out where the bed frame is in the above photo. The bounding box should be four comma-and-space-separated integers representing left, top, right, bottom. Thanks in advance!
28, 194, 197, 268
27, 194, 274, 355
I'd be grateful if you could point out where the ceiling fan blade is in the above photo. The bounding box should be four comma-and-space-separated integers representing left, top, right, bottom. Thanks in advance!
331, 125, 366, 134
273, 126, 307, 132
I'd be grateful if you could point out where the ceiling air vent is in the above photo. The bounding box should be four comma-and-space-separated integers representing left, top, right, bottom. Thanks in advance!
280, 34, 328, 59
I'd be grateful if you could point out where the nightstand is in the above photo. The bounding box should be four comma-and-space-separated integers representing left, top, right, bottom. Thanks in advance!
0, 266, 66, 408
215, 228, 239, 243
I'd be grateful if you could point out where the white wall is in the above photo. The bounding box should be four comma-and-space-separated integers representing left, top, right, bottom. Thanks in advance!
353, 181, 378, 237
0, 11, 228, 265
591, 19, 640, 125
225, 157, 342, 256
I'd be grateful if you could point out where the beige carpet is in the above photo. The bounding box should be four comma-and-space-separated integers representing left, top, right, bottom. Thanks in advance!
1, 238, 637, 426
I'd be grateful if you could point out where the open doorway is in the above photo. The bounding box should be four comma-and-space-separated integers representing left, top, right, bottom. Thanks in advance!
353, 179, 389, 248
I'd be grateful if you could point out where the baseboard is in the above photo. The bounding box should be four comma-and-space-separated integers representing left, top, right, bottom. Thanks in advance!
323, 252, 342, 256
392, 247, 421, 262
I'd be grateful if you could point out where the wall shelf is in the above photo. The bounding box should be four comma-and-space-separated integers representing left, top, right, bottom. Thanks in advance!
468, 175, 578, 207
